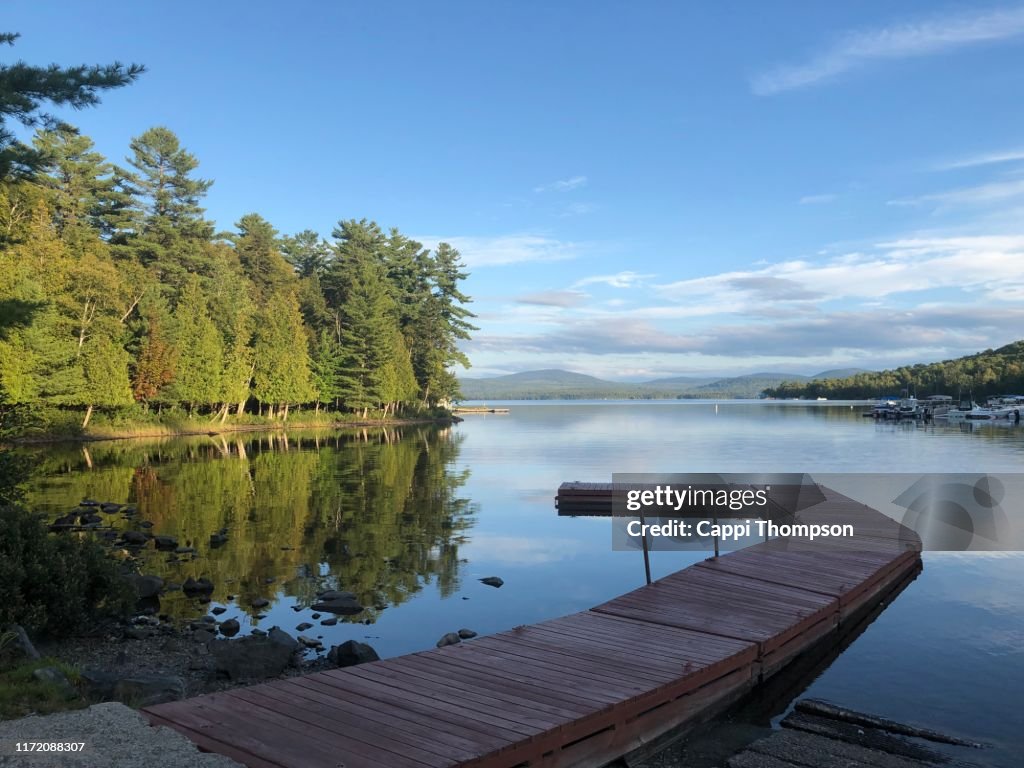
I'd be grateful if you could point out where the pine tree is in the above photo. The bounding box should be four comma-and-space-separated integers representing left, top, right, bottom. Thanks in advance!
233, 213, 294, 298
281, 229, 331, 278
0, 32, 144, 180
32, 126, 121, 249
111, 127, 214, 283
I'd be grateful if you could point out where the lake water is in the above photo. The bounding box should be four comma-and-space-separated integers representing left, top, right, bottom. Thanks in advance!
22, 402, 1024, 766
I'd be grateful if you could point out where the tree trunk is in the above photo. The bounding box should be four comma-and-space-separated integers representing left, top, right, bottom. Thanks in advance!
315, 401, 320, 415
282, 403, 289, 422
237, 399, 246, 416
219, 404, 229, 424
82, 404, 94, 429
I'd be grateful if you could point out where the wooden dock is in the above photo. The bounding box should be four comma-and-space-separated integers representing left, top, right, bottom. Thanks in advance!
143, 485, 921, 768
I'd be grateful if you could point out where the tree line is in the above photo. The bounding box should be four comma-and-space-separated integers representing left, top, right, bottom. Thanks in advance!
0, 123, 476, 428
763, 341, 1024, 400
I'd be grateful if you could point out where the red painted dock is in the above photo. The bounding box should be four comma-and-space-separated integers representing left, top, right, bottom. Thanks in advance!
143, 485, 922, 768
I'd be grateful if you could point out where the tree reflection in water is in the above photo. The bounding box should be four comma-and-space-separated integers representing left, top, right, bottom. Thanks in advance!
23, 426, 476, 625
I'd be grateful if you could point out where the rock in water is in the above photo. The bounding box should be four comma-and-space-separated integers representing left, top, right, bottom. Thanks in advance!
209, 636, 296, 680
153, 536, 178, 550
311, 593, 363, 615
251, 598, 270, 609
218, 619, 240, 637
267, 627, 298, 653
296, 622, 313, 631
457, 628, 478, 639
182, 577, 214, 594
328, 640, 380, 668
121, 530, 148, 546
436, 632, 461, 648
479, 576, 504, 588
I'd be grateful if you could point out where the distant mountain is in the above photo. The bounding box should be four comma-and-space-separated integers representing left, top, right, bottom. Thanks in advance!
457, 368, 864, 400
641, 375, 717, 390
458, 369, 645, 400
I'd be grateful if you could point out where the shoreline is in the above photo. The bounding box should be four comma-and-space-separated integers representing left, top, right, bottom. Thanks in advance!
5, 415, 462, 446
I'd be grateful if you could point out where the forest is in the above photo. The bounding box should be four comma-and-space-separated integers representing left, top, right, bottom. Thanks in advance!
763, 340, 1024, 400
0, 53, 476, 435
0, 124, 477, 434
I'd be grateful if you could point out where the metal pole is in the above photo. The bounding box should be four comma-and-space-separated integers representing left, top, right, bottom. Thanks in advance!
638, 507, 652, 585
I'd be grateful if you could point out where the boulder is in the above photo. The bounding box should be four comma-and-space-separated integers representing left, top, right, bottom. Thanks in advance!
251, 598, 270, 609
127, 574, 164, 599
211, 606, 226, 615
113, 676, 185, 707
328, 640, 380, 668
32, 667, 78, 700
153, 536, 178, 550
182, 577, 214, 594
267, 627, 298, 652
320, 617, 338, 626
122, 530, 149, 546
209, 636, 296, 681
219, 619, 240, 637
296, 622, 313, 631
2, 624, 40, 661
436, 632, 461, 648
457, 628, 478, 640
479, 576, 504, 588
311, 593, 363, 615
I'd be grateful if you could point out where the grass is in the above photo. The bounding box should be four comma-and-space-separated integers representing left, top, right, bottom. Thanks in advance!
0, 656, 85, 720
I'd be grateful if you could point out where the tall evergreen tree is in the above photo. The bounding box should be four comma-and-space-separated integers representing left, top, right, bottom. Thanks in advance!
32, 126, 121, 248
281, 229, 331, 278
169, 275, 223, 414
252, 292, 314, 418
233, 213, 293, 298
111, 127, 214, 283
0, 32, 143, 180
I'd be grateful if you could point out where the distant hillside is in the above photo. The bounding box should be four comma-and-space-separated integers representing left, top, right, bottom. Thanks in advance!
457, 368, 866, 400
458, 370, 647, 400
763, 343, 1024, 400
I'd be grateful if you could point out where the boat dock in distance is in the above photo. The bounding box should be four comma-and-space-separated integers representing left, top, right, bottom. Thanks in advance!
143, 484, 921, 768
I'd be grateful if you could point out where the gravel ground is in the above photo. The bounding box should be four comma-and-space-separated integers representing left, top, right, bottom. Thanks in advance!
0, 703, 241, 768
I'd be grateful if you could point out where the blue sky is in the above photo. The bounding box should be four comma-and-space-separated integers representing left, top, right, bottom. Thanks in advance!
8, 1, 1024, 379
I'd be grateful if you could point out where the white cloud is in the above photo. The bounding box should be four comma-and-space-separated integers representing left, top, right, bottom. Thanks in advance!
534, 175, 588, 193
799, 193, 837, 205
415, 234, 582, 267
888, 178, 1024, 207
656, 235, 1024, 306
934, 148, 1024, 171
514, 289, 589, 308
752, 7, 1024, 95
573, 270, 653, 289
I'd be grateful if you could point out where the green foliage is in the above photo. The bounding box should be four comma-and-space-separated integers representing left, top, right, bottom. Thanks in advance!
764, 341, 1024, 400
0, 657, 86, 720
0, 504, 133, 638
0, 32, 144, 180
0, 117, 475, 435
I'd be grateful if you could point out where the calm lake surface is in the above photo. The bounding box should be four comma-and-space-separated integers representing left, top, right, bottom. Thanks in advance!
22, 401, 1024, 766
